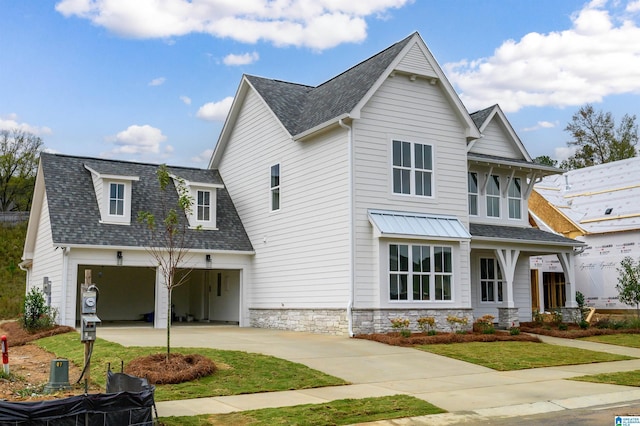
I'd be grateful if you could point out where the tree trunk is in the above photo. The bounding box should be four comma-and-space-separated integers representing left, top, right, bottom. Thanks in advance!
166, 288, 172, 362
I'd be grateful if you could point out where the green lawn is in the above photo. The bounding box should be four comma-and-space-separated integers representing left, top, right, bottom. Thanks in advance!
161, 395, 444, 426
417, 341, 634, 371
581, 333, 640, 348
571, 370, 640, 387
35, 332, 347, 401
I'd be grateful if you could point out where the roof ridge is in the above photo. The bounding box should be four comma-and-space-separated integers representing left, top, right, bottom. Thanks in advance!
42, 152, 212, 172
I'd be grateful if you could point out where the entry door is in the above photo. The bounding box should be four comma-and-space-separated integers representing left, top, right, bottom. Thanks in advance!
543, 272, 566, 309
530, 270, 540, 312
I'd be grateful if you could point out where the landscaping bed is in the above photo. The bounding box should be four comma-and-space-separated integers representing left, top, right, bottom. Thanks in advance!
355, 330, 541, 346
520, 321, 640, 339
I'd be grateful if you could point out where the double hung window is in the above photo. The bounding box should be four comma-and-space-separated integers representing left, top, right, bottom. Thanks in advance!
270, 164, 280, 211
508, 177, 522, 219
468, 172, 478, 215
392, 140, 433, 196
486, 175, 500, 218
197, 190, 211, 221
109, 183, 125, 216
389, 244, 452, 301
480, 258, 503, 302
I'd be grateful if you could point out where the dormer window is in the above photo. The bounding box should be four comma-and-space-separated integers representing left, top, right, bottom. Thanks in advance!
171, 174, 223, 230
85, 165, 139, 225
109, 183, 125, 216
197, 190, 211, 221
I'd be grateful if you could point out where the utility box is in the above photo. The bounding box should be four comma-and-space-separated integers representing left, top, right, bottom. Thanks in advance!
81, 315, 101, 342
44, 359, 72, 393
80, 286, 101, 342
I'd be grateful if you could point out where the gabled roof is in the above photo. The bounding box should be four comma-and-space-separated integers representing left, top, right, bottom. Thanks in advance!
29, 153, 253, 252
533, 157, 640, 235
211, 32, 480, 167
468, 104, 531, 161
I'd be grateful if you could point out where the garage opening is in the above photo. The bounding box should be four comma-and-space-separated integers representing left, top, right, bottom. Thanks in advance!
76, 265, 155, 326
172, 269, 240, 325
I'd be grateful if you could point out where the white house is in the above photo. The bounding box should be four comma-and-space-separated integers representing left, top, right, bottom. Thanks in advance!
21, 154, 254, 328
530, 157, 640, 312
209, 32, 582, 335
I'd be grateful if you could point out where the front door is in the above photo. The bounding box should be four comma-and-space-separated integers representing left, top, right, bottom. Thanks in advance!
543, 272, 566, 310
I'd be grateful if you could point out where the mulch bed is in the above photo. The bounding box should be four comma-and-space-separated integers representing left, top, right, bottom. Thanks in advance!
355, 330, 541, 346
519, 322, 640, 339
0, 321, 76, 346
125, 353, 217, 384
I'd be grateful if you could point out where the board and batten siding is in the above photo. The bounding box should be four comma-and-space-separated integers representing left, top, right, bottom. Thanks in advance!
217, 89, 351, 309
351, 73, 472, 309
469, 119, 522, 159
29, 193, 65, 323
395, 43, 437, 77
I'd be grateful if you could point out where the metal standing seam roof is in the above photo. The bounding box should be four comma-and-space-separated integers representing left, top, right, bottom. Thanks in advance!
368, 210, 471, 240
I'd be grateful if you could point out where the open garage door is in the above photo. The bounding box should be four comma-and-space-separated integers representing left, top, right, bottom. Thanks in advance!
76, 265, 156, 325
172, 269, 240, 325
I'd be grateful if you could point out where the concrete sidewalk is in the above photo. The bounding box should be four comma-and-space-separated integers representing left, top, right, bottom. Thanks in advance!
97, 326, 640, 423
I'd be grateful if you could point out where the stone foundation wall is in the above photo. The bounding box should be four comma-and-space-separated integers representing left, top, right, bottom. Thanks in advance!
351, 308, 474, 335
250, 307, 475, 335
249, 308, 348, 335
498, 308, 519, 329
560, 307, 581, 323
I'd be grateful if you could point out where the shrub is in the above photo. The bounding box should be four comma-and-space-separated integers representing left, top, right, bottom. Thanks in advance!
558, 323, 568, 331
532, 310, 544, 325
509, 327, 520, 335
21, 287, 56, 332
390, 317, 411, 337
551, 310, 563, 326
417, 316, 436, 334
474, 315, 495, 334
446, 315, 468, 333
579, 319, 589, 329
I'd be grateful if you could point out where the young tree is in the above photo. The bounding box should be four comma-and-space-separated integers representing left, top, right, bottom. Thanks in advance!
561, 104, 638, 170
616, 256, 640, 318
137, 165, 195, 360
0, 129, 44, 211
533, 155, 558, 167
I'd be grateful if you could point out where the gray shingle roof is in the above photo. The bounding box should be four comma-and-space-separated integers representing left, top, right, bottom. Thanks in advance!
470, 223, 581, 246
469, 105, 496, 129
41, 153, 253, 252
245, 33, 415, 136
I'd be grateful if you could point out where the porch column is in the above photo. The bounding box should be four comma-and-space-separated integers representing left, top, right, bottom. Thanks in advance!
496, 248, 520, 329
557, 251, 577, 308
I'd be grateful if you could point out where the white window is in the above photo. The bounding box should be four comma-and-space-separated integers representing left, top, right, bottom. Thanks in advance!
480, 258, 503, 302
109, 183, 125, 216
486, 175, 500, 218
389, 243, 452, 301
508, 177, 522, 219
468, 172, 478, 216
197, 190, 211, 221
392, 140, 433, 197
270, 164, 280, 211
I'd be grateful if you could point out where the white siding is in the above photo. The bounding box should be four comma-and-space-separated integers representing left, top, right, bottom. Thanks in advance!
470, 120, 522, 159
352, 74, 471, 308
217, 89, 351, 309
29, 193, 65, 322
396, 44, 437, 77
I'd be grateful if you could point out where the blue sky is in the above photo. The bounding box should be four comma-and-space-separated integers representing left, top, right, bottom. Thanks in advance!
1, 0, 639, 167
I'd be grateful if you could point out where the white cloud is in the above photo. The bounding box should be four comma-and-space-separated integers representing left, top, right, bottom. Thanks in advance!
54, 0, 412, 50
148, 77, 166, 86
223, 51, 259, 66
554, 146, 576, 162
522, 120, 559, 132
191, 148, 214, 164
627, 0, 640, 12
180, 95, 192, 105
0, 114, 52, 135
106, 124, 167, 155
196, 97, 233, 121
445, 1, 640, 112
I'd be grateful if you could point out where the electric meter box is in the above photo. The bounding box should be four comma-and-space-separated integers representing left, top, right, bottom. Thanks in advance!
81, 315, 101, 342
82, 290, 97, 314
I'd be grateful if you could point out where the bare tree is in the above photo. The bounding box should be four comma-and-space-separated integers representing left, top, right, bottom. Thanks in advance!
561, 104, 638, 170
137, 164, 195, 360
0, 129, 44, 211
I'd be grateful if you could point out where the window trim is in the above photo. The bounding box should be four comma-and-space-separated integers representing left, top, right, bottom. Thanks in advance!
196, 189, 211, 222
270, 163, 280, 212
108, 182, 125, 217
508, 177, 522, 220
391, 139, 434, 198
388, 242, 453, 302
480, 257, 503, 303
486, 174, 501, 218
468, 172, 478, 216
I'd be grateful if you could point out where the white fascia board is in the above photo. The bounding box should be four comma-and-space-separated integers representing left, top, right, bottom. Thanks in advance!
210, 77, 249, 169
293, 113, 351, 141
60, 243, 255, 255
83, 165, 140, 181
471, 236, 584, 247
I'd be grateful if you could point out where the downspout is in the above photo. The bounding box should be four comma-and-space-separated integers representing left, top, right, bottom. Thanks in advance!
339, 118, 355, 337
61, 247, 70, 326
